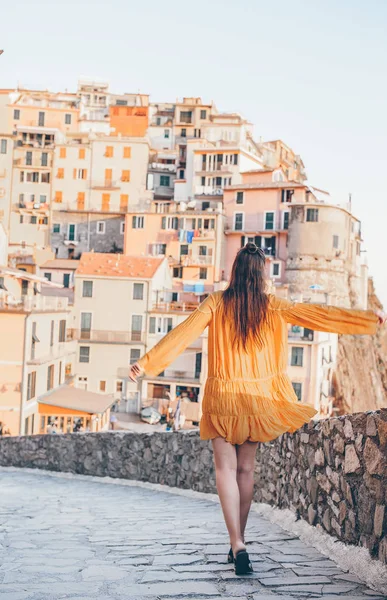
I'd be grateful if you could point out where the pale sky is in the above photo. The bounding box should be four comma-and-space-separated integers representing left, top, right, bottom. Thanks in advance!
2, 0, 387, 305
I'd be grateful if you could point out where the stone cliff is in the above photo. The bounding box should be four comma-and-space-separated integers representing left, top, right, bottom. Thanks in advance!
333, 278, 387, 414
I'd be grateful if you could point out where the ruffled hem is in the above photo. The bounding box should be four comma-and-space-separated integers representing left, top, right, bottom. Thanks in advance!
200, 400, 317, 445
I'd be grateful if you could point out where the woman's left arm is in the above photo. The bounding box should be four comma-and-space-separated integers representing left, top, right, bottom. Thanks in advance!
130, 294, 215, 380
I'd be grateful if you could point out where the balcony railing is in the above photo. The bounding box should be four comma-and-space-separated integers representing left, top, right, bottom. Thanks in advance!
152, 301, 199, 313
181, 255, 213, 266
149, 162, 177, 172
54, 202, 127, 214
13, 156, 53, 168
195, 185, 223, 197
69, 329, 145, 344
90, 180, 121, 190
288, 327, 314, 342
226, 213, 286, 233
0, 296, 69, 312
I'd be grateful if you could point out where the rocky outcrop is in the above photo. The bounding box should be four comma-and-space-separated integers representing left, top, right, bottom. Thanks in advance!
1, 408, 387, 565
333, 278, 387, 413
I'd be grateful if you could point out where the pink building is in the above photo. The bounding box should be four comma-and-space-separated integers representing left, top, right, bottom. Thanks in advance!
223, 168, 308, 284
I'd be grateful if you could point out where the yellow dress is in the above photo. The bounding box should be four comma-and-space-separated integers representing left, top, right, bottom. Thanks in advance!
137, 292, 378, 445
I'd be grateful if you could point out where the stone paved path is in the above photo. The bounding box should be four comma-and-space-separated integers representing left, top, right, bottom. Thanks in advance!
0, 470, 385, 600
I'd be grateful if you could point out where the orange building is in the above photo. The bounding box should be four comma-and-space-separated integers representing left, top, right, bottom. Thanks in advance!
110, 94, 149, 137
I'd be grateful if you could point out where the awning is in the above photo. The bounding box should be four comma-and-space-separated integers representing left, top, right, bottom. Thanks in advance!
38, 385, 115, 415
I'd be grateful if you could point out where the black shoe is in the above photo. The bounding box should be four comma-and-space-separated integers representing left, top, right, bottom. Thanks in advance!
234, 549, 253, 576
227, 547, 233, 563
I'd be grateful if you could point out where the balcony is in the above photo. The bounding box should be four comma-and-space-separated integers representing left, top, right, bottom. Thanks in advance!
149, 162, 177, 173
181, 255, 213, 267
288, 326, 314, 342
153, 185, 174, 199
0, 296, 69, 312
69, 329, 145, 344
54, 202, 127, 214
195, 185, 224, 197
145, 371, 200, 384
152, 301, 199, 313
26, 342, 72, 366
13, 156, 53, 169
225, 213, 286, 234
198, 164, 233, 174
90, 180, 121, 190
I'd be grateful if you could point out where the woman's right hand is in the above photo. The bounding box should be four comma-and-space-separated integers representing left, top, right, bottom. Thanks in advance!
375, 310, 387, 325
129, 362, 144, 382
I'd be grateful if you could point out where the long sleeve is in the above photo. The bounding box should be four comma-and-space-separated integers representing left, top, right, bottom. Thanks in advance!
271, 296, 378, 336
137, 294, 215, 377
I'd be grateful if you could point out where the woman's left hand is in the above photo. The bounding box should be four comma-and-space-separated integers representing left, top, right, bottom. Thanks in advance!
129, 362, 144, 382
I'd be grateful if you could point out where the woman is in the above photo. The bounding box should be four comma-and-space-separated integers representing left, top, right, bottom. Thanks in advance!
130, 243, 385, 575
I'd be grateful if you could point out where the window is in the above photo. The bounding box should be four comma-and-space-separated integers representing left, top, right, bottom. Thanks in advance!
105, 146, 114, 157
161, 216, 178, 230
79, 148, 85, 159
30, 216, 37, 224
123, 146, 131, 158
180, 111, 192, 124
0, 140, 7, 154
47, 365, 54, 391
150, 243, 166, 255
133, 283, 144, 300
44, 272, 52, 281
194, 129, 201, 138
50, 320, 54, 347
199, 245, 207, 256
271, 262, 280, 277
200, 110, 207, 119
306, 208, 319, 222
236, 191, 244, 204
80, 312, 92, 338
68, 224, 76, 241
120, 222, 125, 235
233, 153, 238, 165
132, 216, 144, 229
234, 213, 244, 231
20, 171, 24, 182
173, 267, 183, 278
201, 176, 205, 186
116, 381, 123, 392
281, 189, 294, 203
26, 151, 32, 165
164, 129, 170, 138
27, 371, 36, 400
14, 109, 20, 120
39, 194, 46, 204
41, 152, 48, 167
180, 244, 189, 256
19, 215, 24, 224
151, 317, 173, 334
97, 221, 106, 234
333, 235, 339, 249
38, 112, 45, 126
195, 352, 202, 378
59, 147, 66, 159
41, 172, 50, 183
130, 349, 141, 365
101, 193, 110, 210
181, 128, 187, 137
82, 281, 93, 298
65, 113, 71, 125
59, 320, 66, 342
199, 268, 207, 280
291, 347, 304, 367
283, 212, 289, 230
74, 168, 87, 180
120, 194, 128, 211
79, 346, 90, 363
55, 191, 63, 203
59, 361, 62, 384
160, 175, 171, 187
121, 169, 130, 182
131, 315, 143, 341
265, 212, 275, 230
292, 382, 302, 401
99, 381, 106, 392
149, 317, 156, 334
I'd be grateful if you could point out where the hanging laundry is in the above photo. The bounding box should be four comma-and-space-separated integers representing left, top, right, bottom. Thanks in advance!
194, 229, 200, 237
187, 230, 194, 244
179, 229, 185, 242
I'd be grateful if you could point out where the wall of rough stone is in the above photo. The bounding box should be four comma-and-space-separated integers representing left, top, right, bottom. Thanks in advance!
0, 409, 386, 564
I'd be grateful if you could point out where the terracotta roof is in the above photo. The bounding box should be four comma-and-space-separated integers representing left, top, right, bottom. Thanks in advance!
76, 253, 164, 279
39, 385, 115, 414
41, 259, 80, 270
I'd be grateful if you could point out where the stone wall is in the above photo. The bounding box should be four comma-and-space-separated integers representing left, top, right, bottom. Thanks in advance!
0, 409, 386, 564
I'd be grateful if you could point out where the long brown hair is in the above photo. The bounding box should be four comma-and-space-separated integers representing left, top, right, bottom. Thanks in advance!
222, 243, 269, 349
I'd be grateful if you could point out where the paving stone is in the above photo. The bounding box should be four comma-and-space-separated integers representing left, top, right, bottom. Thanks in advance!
113, 581, 220, 596
140, 570, 217, 582
153, 554, 205, 566
258, 574, 331, 586
173, 564, 233, 572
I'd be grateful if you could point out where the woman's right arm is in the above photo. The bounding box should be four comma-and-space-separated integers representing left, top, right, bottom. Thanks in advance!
271, 296, 382, 335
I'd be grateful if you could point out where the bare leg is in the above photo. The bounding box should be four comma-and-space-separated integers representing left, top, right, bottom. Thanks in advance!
236, 441, 258, 542
212, 437, 246, 556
